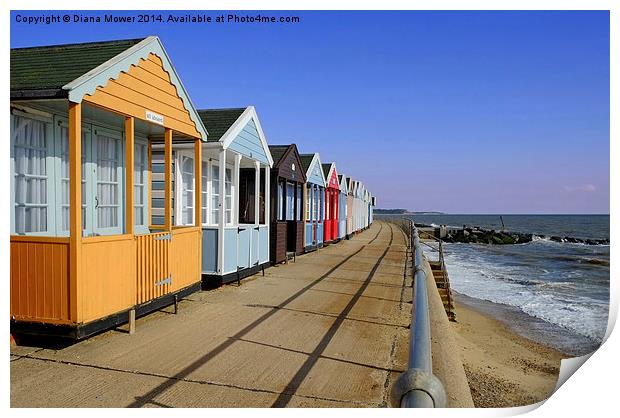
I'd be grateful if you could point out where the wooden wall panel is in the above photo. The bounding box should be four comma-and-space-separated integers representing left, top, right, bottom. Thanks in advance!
296, 222, 304, 254
169, 227, 202, 292
81, 236, 136, 323
10, 238, 71, 324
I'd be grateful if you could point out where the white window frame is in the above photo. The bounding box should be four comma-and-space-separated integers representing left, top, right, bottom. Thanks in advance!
175, 150, 196, 226
92, 126, 124, 236
10, 109, 130, 237
175, 151, 238, 228
133, 137, 149, 234
285, 181, 295, 221
277, 180, 285, 221
305, 184, 311, 221
10, 111, 55, 236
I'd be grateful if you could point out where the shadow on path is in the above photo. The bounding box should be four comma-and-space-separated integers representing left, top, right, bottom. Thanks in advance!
128, 223, 385, 407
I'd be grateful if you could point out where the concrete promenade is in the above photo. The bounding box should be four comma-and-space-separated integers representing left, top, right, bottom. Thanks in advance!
11, 221, 412, 407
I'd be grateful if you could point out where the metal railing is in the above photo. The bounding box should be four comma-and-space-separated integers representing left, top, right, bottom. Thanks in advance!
391, 220, 446, 408
418, 228, 453, 318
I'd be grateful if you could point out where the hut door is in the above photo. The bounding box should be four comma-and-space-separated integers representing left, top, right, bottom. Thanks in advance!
93, 129, 123, 235
136, 230, 172, 303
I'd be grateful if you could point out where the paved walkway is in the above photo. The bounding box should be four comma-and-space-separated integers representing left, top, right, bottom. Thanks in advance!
11, 221, 411, 407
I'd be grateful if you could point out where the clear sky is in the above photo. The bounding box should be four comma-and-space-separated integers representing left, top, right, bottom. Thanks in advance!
10, 10, 610, 214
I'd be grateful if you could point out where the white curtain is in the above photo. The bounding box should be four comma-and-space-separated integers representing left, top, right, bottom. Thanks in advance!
96, 134, 119, 229
181, 155, 194, 225
134, 142, 146, 226
286, 182, 294, 221
60, 127, 87, 232
201, 161, 208, 225
13, 115, 48, 233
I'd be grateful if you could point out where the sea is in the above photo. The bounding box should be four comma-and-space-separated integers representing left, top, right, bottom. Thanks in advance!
403, 214, 610, 356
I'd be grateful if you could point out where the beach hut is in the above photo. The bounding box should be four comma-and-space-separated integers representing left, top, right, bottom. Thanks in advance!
364, 189, 371, 230
369, 194, 375, 226
10, 36, 207, 338
345, 177, 354, 238
300, 153, 326, 251
268, 144, 307, 264
351, 180, 359, 233
361, 184, 369, 230
321, 162, 339, 244
338, 174, 348, 240
355, 181, 365, 233
153, 107, 273, 287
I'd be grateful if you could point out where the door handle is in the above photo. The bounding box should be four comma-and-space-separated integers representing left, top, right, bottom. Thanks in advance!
95, 196, 99, 209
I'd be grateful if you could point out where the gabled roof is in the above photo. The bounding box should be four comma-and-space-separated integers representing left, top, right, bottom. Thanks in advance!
11, 36, 208, 141
267, 144, 307, 183
299, 154, 315, 172
321, 163, 333, 178
197, 108, 246, 143
300, 153, 326, 187
338, 174, 348, 193
198, 106, 273, 166
269, 145, 290, 166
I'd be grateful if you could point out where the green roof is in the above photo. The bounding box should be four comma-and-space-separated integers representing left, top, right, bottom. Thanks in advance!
197, 108, 247, 142
268, 145, 291, 167
321, 163, 333, 178
11, 38, 145, 99
299, 154, 315, 172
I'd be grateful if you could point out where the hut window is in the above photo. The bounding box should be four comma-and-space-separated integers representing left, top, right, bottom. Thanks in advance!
277, 180, 284, 221
238, 168, 256, 224
179, 154, 195, 225
202, 161, 208, 225
59, 125, 88, 233
12, 115, 50, 234
225, 167, 232, 225
210, 164, 220, 224
286, 182, 295, 221
95, 132, 122, 231
259, 172, 266, 225
134, 140, 148, 229
296, 184, 302, 221
312, 187, 318, 221
306, 185, 311, 221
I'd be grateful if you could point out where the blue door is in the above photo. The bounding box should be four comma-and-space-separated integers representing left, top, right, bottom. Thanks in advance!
238, 226, 251, 269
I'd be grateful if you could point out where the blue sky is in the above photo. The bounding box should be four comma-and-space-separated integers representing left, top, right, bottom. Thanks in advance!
10, 10, 610, 214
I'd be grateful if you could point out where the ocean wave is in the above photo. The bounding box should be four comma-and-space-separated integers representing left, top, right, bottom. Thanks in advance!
444, 248, 609, 342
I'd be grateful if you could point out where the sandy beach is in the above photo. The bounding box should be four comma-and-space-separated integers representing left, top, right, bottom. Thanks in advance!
451, 296, 568, 408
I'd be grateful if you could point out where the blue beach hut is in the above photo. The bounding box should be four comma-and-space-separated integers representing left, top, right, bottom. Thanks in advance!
300, 153, 326, 251
153, 106, 274, 287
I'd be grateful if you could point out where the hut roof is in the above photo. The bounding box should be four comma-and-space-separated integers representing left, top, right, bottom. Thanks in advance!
11, 38, 145, 98
197, 108, 247, 142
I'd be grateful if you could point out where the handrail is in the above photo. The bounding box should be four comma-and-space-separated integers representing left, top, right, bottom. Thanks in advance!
391, 219, 446, 408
